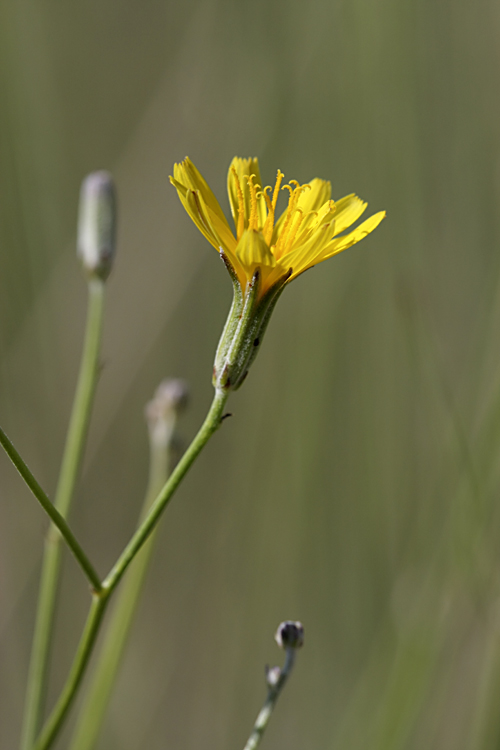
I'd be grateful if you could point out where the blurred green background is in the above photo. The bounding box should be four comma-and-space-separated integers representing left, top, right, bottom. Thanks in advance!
2, 0, 500, 748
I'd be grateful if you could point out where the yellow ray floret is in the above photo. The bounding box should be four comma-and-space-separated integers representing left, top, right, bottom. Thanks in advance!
170, 156, 385, 297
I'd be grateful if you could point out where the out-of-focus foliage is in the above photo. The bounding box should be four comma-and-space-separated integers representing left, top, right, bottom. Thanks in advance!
2, 0, 500, 748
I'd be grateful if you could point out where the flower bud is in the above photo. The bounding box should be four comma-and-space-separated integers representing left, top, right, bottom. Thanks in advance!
145, 379, 189, 449
275, 621, 304, 650
77, 171, 117, 280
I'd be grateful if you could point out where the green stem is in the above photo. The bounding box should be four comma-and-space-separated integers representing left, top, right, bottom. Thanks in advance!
32, 387, 228, 750
32, 594, 110, 750
52, 279, 106, 518
242, 649, 296, 750
20, 279, 106, 750
0, 427, 101, 590
102, 387, 229, 592
68, 422, 175, 750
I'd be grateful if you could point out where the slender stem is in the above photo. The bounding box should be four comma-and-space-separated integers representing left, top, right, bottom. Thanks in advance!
32, 388, 229, 750
243, 649, 296, 750
102, 387, 229, 593
21, 279, 106, 750
68, 417, 176, 750
0, 427, 101, 590
32, 594, 110, 750
53, 279, 106, 518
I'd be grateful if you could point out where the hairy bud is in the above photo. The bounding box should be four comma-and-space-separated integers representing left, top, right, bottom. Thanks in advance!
77, 171, 117, 280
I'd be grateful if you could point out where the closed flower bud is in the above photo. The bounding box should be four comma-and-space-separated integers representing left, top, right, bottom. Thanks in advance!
77, 171, 117, 280
275, 621, 304, 650
145, 379, 189, 449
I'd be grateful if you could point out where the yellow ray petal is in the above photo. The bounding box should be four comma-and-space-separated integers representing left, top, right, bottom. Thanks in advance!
281, 199, 335, 255
324, 211, 386, 258
171, 174, 237, 255
173, 158, 232, 233
282, 219, 337, 280
227, 157, 267, 232
184, 189, 246, 287
171, 177, 220, 250
286, 211, 386, 282
331, 194, 367, 234
297, 178, 331, 213
273, 178, 331, 239
203, 201, 238, 254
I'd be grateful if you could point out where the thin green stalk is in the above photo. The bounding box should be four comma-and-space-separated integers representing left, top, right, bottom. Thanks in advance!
32, 387, 228, 750
69, 402, 177, 750
102, 387, 229, 592
52, 279, 106, 518
21, 278, 106, 750
243, 649, 296, 750
32, 594, 110, 750
0, 427, 101, 590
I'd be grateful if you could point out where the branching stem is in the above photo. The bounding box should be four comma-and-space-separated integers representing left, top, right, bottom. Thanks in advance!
68, 391, 180, 750
102, 387, 228, 593
0, 428, 101, 591
20, 278, 106, 750
32, 387, 229, 750
243, 649, 297, 750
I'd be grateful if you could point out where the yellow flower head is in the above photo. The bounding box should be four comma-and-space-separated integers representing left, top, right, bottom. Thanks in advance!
170, 156, 385, 298
170, 156, 385, 391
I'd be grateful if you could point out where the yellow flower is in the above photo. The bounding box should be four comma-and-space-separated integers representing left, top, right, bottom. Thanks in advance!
170, 156, 385, 299
170, 156, 385, 391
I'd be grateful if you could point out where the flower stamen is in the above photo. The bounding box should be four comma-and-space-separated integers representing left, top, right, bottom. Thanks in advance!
245, 174, 260, 231
261, 186, 273, 213
262, 170, 284, 245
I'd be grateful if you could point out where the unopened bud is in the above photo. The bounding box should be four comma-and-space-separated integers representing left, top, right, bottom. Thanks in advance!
77, 171, 117, 280
275, 621, 304, 650
145, 379, 189, 448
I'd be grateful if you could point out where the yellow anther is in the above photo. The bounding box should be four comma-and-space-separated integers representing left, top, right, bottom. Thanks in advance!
272, 170, 284, 211
231, 166, 245, 239
262, 187, 273, 214
262, 170, 285, 245
245, 174, 259, 231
